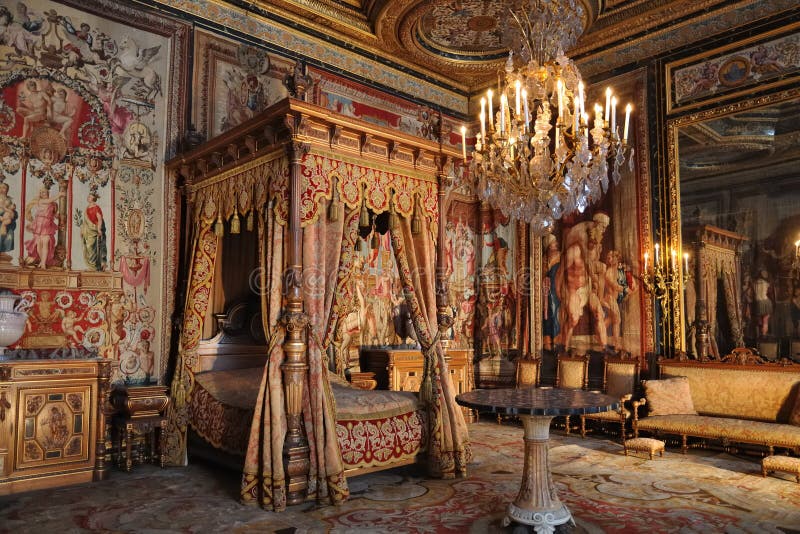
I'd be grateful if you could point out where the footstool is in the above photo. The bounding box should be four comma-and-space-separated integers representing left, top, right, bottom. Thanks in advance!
762, 455, 800, 483
623, 437, 665, 459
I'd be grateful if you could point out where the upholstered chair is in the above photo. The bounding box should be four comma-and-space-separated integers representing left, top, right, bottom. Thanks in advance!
791, 339, 800, 363
516, 356, 542, 388
555, 353, 590, 389
555, 353, 589, 433
757, 339, 779, 361
496, 356, 542, 424
580, 356, 640, 440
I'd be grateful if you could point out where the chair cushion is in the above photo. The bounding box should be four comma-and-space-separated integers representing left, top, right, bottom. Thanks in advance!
606, 362, 637, 399
642, 376, 697, 416
585, 407, 630, 421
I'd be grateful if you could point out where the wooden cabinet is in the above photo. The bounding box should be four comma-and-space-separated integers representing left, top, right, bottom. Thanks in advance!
0, 359, 111, 495
360, 348, 474, 397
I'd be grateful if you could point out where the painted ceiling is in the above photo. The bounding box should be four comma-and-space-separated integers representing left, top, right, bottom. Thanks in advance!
247, 0, 789, 92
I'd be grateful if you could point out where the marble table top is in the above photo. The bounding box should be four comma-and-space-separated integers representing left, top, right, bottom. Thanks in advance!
456, 387, 619, 416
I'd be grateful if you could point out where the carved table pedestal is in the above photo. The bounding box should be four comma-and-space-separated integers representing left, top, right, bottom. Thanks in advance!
456, 388, 618, 532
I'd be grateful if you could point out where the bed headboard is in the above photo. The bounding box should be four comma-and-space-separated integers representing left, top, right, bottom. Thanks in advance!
197, 300, 268, 372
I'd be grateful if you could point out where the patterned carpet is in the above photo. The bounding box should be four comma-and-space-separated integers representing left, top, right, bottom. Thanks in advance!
2, 421, 800, 533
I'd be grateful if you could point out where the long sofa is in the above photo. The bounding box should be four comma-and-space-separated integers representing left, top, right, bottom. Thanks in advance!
632, 355, 800, 455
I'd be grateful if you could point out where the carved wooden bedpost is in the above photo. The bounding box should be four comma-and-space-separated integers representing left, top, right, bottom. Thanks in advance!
693, 233, 710, 361
436, 154, 454, 344
281, 125, 311, 505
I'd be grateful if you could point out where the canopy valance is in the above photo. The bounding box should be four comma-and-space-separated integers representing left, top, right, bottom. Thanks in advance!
172, 99, 445, 231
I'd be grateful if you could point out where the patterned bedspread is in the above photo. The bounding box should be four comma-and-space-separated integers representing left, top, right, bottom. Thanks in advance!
189, 368, 426, 470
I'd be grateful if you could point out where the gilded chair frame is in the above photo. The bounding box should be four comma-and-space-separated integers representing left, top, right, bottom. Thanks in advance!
580, 356, 641, 440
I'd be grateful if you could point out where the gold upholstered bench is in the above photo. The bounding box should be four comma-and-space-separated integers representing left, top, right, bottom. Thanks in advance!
762, 455, 800, 483
623, 437, 665, 459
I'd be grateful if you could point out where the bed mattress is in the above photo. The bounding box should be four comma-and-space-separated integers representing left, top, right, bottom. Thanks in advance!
190, 367, 426, 470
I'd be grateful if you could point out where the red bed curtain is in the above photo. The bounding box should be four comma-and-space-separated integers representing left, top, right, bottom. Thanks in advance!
390, 214, 471, 478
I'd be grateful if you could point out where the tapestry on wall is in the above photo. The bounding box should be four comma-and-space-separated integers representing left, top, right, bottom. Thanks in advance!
444, 197, 478, 350
0, 0, 185, 384
332, 214, 414, 373
191, 30, 291, 140
310, 66, 467, 152
475, 206, 526, 387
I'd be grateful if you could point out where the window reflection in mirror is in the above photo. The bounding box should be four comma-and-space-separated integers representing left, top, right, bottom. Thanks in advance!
677, 95, 800, 361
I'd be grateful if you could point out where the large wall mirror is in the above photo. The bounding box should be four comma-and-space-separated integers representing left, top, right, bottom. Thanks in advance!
669, 87, 800, 361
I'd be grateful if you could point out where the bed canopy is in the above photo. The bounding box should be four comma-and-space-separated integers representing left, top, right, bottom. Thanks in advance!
163, 97, 471, 510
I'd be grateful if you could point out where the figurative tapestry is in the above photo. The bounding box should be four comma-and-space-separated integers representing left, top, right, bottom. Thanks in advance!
473, 207, 523, 387
310, 66, 465, 150
0, 0, 178, 384
444, 199, 478, 349
191, 30, 292, 140
333, 215, 412, 373
543, 188, 643, 356
669, 28, 800, 112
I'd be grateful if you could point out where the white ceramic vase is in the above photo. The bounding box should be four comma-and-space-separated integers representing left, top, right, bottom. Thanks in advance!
0, 294, 28, 360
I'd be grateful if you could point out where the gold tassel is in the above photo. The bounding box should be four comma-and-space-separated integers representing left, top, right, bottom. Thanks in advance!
389, 201, 399, 230
246, 209, 254, 231
214, 214, 224, 236
359, 199, 369, 227
411, 202, 422, 235
230, 209, 241, 234
328, 199, 341, 222
371, 229, 380, 250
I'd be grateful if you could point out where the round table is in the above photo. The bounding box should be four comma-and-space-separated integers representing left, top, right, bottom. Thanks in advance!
456, 387, 619, 532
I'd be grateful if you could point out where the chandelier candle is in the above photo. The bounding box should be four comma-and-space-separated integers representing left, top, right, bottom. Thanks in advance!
466, 0, 633, 232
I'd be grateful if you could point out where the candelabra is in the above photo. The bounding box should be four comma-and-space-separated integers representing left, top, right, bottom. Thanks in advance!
641, 244, 690, 353
641, 245, 688, 298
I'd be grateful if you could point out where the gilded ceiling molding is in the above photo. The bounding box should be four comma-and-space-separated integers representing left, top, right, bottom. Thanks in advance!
254, 0, 374, 39
155, 0, 468, 113
577, 0, 798, 77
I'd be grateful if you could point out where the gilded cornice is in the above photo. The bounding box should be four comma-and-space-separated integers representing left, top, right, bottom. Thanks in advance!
577, 0, 798, 76
573, 0, 728, 56
156, 0, 468, 112
254, 0, 374, 38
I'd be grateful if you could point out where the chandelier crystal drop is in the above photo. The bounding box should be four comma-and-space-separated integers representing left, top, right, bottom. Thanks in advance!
469, 0, 633, 234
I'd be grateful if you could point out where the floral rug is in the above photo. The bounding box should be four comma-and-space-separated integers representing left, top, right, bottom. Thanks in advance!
2, 421, 799, 533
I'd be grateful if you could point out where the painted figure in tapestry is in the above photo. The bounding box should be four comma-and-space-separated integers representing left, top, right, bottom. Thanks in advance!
480, 224, 516, 358
543, 233, 561, 349
445, 214, 477, 348
602, 249, 636, 348
17, 79, 50, 137
557, 212, 610, 349
24, 186, 62, 269
753, 268, 772, 337
0, 182, 18, 257
76, 193, 107, 271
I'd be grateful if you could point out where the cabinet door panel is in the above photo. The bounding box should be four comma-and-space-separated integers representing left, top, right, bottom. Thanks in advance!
15, 385, 93, 470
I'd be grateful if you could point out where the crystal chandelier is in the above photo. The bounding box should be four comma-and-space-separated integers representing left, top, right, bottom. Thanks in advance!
469, 0, 633, 233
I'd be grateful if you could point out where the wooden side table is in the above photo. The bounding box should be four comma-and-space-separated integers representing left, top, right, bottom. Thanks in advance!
111, 385, 170, 472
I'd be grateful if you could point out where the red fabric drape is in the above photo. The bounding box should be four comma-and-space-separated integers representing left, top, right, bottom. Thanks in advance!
164, 220, 219, 466
389, 214, 471, 478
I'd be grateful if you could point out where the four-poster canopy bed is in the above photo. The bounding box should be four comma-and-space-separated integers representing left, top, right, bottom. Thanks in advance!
162, 97, 471, 510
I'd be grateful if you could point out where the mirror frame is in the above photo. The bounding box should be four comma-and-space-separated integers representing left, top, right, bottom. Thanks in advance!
666, 85, 800, 354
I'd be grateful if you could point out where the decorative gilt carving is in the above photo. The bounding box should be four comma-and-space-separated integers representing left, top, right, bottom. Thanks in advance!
0, 390, 10, 422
